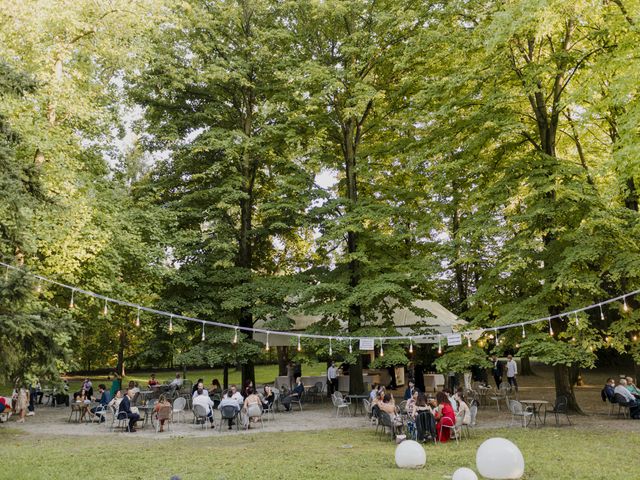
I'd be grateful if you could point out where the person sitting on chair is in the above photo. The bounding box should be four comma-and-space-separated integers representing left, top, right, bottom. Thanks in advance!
281, 377, 304, 411
118, 389, 140, 432
243, 387, 262, 428
434, 391, 456, 443
262, 385, 275, 411
626, 377, 640, 399
148, 373, 159, 387
614, 379, 640, 418
602, 378, 616, 402
219, 390, 241, 429
193, 385, 215, 428
90, 384, 111, 423
153, 395, 172, 432
169, 373, 183, 389
404, 381, 418, 401
229, 385, 244, 407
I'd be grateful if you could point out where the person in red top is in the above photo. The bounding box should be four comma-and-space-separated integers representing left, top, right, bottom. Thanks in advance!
434, 391, 456, 443
148, 373, 159, 387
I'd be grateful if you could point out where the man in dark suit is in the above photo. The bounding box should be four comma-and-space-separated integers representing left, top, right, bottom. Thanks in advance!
118, 389, 140, 432
491, 355, 504, 388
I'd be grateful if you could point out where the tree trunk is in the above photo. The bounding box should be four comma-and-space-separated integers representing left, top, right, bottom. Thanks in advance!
554, 364, 584, 414
223, 364, 229, 390
520, 356, 534, 376
349, 354, 365, 395
277, 346, 289, 376
117, 329, 126, 377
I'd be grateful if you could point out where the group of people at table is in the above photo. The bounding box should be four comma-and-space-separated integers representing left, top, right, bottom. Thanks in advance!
602, 376, 640, 419
60, 372, 306, 432
369, 381, 471, 443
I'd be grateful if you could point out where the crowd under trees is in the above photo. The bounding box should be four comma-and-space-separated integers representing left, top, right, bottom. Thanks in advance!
1, 0, 640, 411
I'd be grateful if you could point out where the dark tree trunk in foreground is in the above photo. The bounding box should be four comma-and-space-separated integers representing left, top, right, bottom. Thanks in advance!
223, 364, 229, 390
520, 356, 534, 376
277, 346, 289, 376
554, 364, 584, 414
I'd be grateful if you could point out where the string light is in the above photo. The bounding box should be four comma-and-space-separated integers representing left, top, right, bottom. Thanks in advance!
574, 313, 579, 326
624, 296, 629, 312
633, 334, 638, 341
521, 325, 526, 338
135, 308, 140, 327
297, 335, 302, 352
349, 339, 353, 354
467, 334, 471, 348
548, 319, 554, 336
329, 337, 333, 357
409, 337, 414, 354
495, 329, 499, 344
437, 336, 442, 355
169, 315, 173, 333
380, 338, 384, 357
69, 289, 75, 309
265, 332, 270, 351
599, 304, 605, 321
201, 322, 206, 341
103, 299, 108, 316
233, 328, 238, 344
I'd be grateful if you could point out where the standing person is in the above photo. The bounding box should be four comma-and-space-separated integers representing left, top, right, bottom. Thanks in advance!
327, 361, 338, 395
490, 355, 503, 388
118, 389, 140, 432
506, 355, 518, 392
109, 373, 121, 400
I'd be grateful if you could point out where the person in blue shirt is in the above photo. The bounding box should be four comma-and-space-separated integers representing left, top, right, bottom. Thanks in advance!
404, 381, 418, 400
91, 384, 111, 423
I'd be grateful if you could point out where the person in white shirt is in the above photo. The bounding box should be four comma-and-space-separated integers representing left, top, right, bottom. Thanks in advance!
506, 355, 518, 392
169, 373, 183, 389
230, 385, 244, 407
192, 382, 208, 399
327, 361, 338, 395
193, 386, 215, 428
219, 390, 241, 430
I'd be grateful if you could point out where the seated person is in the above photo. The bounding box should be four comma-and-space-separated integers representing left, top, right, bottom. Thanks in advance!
0, 396, 12, 422
602, 378, 615, 402
118, 389, 140, 432
404, 381, 418, 401
148, 373, 159, 387
52, 380, 70, 407
281, 377, 304, 412
378, 393, 403, 433
90, 384, 111, 422
614, 379, 640, 417
169, 373, 183, 389
219, 390, 241, 429
626, 377, 640, 399
434, 391, 456, 442
209, 379, 223, 408
456, 393, 472, 425
127, 381, 140, 398
406, 390, 419, 418
193, 386, 215, 428
262, 385, 275, 410
192, 382, 208, 398
229, 385, 244, 407
192, 378, 204, 395
153, 395, 172, 432
443, 387, 457, 411
108, 390, 124, 410
242, 387, 262, 428
242, 380, 254, 399
82, 378, 93, 399
369, 384, 378, 402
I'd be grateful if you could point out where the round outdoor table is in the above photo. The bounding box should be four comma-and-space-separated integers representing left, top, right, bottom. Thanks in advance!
137, 404, 156, 429
520, 400, 549, 426
345, 394, 369, 415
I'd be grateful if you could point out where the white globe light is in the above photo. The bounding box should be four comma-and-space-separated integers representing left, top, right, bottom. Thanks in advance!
452, 467, 478, 480
394, 440, 426, 469
476, 438, 524, 479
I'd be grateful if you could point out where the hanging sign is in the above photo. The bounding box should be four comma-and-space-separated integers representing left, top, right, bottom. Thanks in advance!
447, 334, 462, 346
359, 338, 375, 350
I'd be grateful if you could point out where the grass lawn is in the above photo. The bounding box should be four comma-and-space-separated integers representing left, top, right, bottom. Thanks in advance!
1, 426, 637, 479
1, 363, 326, 396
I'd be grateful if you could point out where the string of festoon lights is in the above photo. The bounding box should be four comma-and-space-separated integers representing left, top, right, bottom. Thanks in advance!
1, 259, 638, 351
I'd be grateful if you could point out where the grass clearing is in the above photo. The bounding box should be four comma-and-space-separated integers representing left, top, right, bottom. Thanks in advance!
1, 426, 637, 479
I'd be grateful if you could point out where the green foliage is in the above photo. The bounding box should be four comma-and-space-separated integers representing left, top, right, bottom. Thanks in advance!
434, 346, 491, 374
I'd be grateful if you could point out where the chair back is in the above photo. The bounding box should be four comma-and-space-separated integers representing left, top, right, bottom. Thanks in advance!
193, 404, 208, 420
554, 395, 568, 413
455, 413, 464, 427
314, 382, 323, 391
363, 399, 372, 414
173, 396, 186, 412
509, 400, 524, 414
613, 393, 629, 406
331, 393, 339, 407
220, 405, 238, 420
157, 405, 172, 421
379, 411, 393, 428
334, 391, 344, 400
247, 404, 262, 418
131, 392, 141, 406
398, 400, 407, 413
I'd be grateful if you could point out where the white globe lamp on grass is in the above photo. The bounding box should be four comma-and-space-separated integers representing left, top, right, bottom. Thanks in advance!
394, 440, 426, 469
476, 438, 524, 479
452, 467, 478, 480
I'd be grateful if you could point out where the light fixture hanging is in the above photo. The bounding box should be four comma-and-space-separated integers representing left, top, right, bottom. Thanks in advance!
521, 324, 526, 338
599, 304, 605, 321
329, 337, 333, 357
69, 289, 75, 309
169, 315, 173, 333
201, 322, 206, 341
467, 334, 471, 348
233, 328, 238, 344
574, 312, 579, 326
548, 319, 554, 336
297, 335, 301, 352
103, 299, 108, 316
409, 337, 414, 354
349, 339, 353, 354
624, 296, 629, 312
380, 338, 384, 357
494, 329, 499, 344
437, 335, 442, 355
266, 332, 270, 351
135, 308, 140, 327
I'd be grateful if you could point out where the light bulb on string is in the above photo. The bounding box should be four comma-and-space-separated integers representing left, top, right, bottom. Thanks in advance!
103, 299, 108, 316
494, 329, 499, 344
135, 308, 140, 327
169, 315, 173, 333
233, 328, 238, 344
574, 312, 579, 326
266, 332, 270, 351
380, 339, 384, 357
521, 325, 526, 339
4, 266, 8, 281
437, 336, 442, 355
201, 322, 206, 341
624, 296, 629, 312
349, 339, 353, 354
548, 319, 554, 336
329, 337, 333, 357
633, 334, 638, 342
599, 304, 605, 321
409, 337, 414, 354
69, 290, 75, 309
467, 334, 471, 348
297, 335, 302, 352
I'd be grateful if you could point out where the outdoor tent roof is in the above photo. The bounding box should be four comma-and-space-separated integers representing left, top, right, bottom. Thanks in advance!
253, 299, 468, 347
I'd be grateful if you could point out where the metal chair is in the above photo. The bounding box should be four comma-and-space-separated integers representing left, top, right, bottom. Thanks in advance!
68, 403, 83, 423
377, 411, 396, 440
110, 405, 131, 432
331, 392, 352, 417
509, 400, 533, 427
192, 404, 209, 429
155, 405, 173, 433
219, 405, 239, 431
172, 396, 187, 423
289, 390, 304, 412
441, 414, 464, 444
245, 404, 264, 429
544, 395, 571, 426
612, 393, 632, 419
